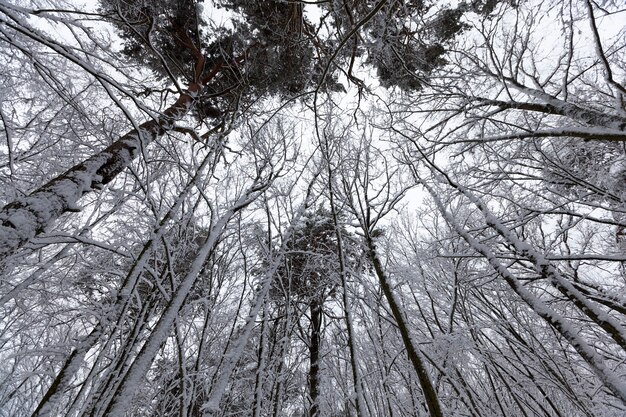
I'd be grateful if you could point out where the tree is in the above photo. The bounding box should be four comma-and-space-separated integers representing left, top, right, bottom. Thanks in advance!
270, 206, 360, 417
385, 1, 626, 409
322, 120, 444, 417
3, 0, 626, 416
0, 0, 482, 259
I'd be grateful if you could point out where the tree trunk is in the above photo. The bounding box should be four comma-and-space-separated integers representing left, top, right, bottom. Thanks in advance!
0, 75, 218, 260
366, 237, 444, 417
308, 298, 322, 417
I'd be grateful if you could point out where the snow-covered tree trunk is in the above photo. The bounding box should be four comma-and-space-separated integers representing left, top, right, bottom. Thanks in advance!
421, 176, 626, 405
0, 82, 204, 260
101, 181, 270, 416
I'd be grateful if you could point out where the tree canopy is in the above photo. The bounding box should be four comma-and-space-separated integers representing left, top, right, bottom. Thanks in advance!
1, 0, 626, 416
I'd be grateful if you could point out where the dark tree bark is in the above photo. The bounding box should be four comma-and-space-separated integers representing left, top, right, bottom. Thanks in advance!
308, 297, 323, 417
366, 235, 444, 417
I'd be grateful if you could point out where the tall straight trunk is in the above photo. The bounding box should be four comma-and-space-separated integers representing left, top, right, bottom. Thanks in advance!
308, 298, 323, 417
337, 270, 366, 417
30, 326, 102, 417
326, 161, 366, 417
252, 307, 269, 417
271, 310, 289, 417
365, 236, 444, 417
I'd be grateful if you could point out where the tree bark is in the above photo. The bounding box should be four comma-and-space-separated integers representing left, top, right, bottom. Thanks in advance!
0, 72, 220, 260
366, 237, 444, 417
308, 297, 322, 417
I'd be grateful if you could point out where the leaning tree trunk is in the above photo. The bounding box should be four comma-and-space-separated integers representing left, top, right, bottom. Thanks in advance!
0, 59, 223, 261
102, 182, 269, 416
366, 236, 444, 417
0, 4, 224, 260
